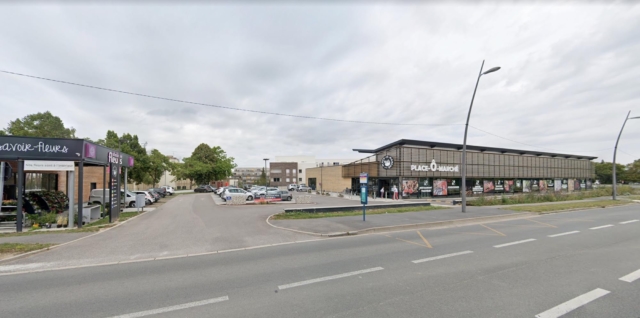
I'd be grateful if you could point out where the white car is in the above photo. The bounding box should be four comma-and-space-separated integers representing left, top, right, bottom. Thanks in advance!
251, 186, 266, 196
288, 184, 298, 191
223, 188, 254, 201
134, 191, 155, 205
161, 186, 175, 195
254, 187, 278, 197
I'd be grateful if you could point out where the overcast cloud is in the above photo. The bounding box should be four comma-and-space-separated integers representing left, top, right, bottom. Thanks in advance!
1, 2, 639, 166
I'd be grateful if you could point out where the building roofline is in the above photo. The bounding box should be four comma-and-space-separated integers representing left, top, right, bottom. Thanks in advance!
353, 139, 598, 160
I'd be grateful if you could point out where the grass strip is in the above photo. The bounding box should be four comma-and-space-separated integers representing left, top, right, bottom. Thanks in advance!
0, 211, 143, 237
469, 186, 639, 206
272, 205, 448, 220
504, 200, 631, 213
0, 243, 56, 254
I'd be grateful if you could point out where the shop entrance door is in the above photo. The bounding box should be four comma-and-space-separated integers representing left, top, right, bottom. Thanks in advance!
378, 179, 391, 199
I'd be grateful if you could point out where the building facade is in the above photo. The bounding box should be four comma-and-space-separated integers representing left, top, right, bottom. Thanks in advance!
273, 155, 354, 186
232, 167, 269, 187
269, 162, 298, 187
338, 139, 596, 198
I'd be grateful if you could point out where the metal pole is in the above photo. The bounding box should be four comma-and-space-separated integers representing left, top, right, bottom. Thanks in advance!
77, 160, 84, 228
102, 165, 106, 218
67, 170, 75, 228
461, 60, 485, 213
124, 167, 128, 206
613, 111, 631, 200
16, 160, 24, 232
0, 162, 5, 212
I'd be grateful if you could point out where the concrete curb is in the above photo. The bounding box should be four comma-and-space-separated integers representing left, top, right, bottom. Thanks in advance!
0, 209, 153, 265
266, 212, 536, 237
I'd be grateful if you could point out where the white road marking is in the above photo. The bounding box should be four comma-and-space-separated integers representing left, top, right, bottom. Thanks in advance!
278, 267, 384, 290
619, 268, 640, 283
493, 238, 536, 248
589, 224, 613, 230
619, 219, 639, 224
548, 231, 580, 238
412, 251, 473, 264
108, 295, 229, 318
535, 288, 610, 318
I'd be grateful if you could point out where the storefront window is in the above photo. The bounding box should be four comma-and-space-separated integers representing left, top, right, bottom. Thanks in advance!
25, 173, 58, 192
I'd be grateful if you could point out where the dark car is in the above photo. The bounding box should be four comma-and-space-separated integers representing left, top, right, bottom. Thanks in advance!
147, 189, 161, 201
194, 185, 215, 193
147, 188, 165, 198
154, 188, 167, 197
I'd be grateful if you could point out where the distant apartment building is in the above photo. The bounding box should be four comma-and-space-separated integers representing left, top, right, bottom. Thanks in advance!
272, 156, 354, 186
232, 167, 269, 187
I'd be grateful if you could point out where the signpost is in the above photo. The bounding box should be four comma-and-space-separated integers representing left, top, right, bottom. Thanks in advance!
360, 173, 368, 221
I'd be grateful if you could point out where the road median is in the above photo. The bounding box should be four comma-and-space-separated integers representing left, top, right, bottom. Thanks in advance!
503, 200, 635, 213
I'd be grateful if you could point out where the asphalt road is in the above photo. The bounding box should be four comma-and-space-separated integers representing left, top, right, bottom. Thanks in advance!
0, 204, 638, 317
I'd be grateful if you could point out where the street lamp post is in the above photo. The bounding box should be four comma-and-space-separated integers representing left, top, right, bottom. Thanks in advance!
461, 60, 501, 213
263, 158, 269, 187
612, 111, 639, 200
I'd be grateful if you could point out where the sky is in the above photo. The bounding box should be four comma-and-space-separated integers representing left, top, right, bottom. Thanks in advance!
1, 2, 639, 167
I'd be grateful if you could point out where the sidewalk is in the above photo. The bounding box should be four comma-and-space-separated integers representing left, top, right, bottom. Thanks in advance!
268, 205, 531, 236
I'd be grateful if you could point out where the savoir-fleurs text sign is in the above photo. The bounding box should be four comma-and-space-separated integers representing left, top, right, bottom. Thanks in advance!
410, 159, 459, 172
0, 136, 83, 160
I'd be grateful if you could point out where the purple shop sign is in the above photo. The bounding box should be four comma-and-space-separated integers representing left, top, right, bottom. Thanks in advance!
128, 156, 134, 167
84, 143, 97, 159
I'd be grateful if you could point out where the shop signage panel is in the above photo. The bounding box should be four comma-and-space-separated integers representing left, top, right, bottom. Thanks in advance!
24, 160, 75, 171
539, 180, 548, 192
402, 178, 418, 197
0, 136, 83, 160
410, 159, 459, 172
554, 179, 562, 192
447, 179, 460, 195
472, 180, 483, 194
418, 178, 432, 193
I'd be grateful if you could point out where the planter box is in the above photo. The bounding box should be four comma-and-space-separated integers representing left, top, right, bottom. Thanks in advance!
82, 205, 102, 223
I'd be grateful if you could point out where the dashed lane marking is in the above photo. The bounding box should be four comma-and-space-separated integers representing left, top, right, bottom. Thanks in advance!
493, 238, 536, 248
412, 251, 473, 264
619, 219, 638, 224
535, 288, 610, 318
548, 231, 580, 238
278, 267, 384, 290
108, 295, 229, 318
619, 268, 640, 283
589, 224, 614, 230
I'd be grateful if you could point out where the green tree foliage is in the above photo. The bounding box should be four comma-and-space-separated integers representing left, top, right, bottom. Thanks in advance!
625, 159, 640, 183
594, 160, 628, 184
3, 111, 76, 138
175, 143, 236, 185
148, 149, 170, 187
258, 168, 267, 186
96, 130, 152, 185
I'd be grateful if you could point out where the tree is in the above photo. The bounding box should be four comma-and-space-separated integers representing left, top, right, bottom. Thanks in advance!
175, 143, 236, 185
258, 168, 267, 186
625, 159, 640, 183
148, 149, 170, 187
594, 160, 628, 184
96, 130, 152, 185
3, 111, 76, 138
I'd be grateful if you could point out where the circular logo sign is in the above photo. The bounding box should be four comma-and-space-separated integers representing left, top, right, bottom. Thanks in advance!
381, 155, 394, 170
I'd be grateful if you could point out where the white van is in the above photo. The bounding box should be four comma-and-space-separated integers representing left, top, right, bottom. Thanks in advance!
89, 189, 137, 207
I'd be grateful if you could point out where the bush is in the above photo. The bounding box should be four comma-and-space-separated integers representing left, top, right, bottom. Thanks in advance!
468, 186, 637, 206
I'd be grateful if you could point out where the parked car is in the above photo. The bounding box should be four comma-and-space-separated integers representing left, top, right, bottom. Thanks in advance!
297, 184, 311, 192
148, 188, 165, 198
89, 189, 137, 207
222, 188, 254, 201
255, 187, 277, 197
147, 189, 162, 201
194, 185, 215, 193
216, 187, 227, 196
154, 187, 167, 197
288, 184, 298, 191
277, 190, 293, 201
134, 191, 155, 205
161, 186, 175, 195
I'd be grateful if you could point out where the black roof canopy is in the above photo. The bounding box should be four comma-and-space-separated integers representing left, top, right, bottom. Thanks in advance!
0, 135, 134, 166
353, 139, 598, 160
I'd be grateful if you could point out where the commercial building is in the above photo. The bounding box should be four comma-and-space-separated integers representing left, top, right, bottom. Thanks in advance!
308, 139, 596, 198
